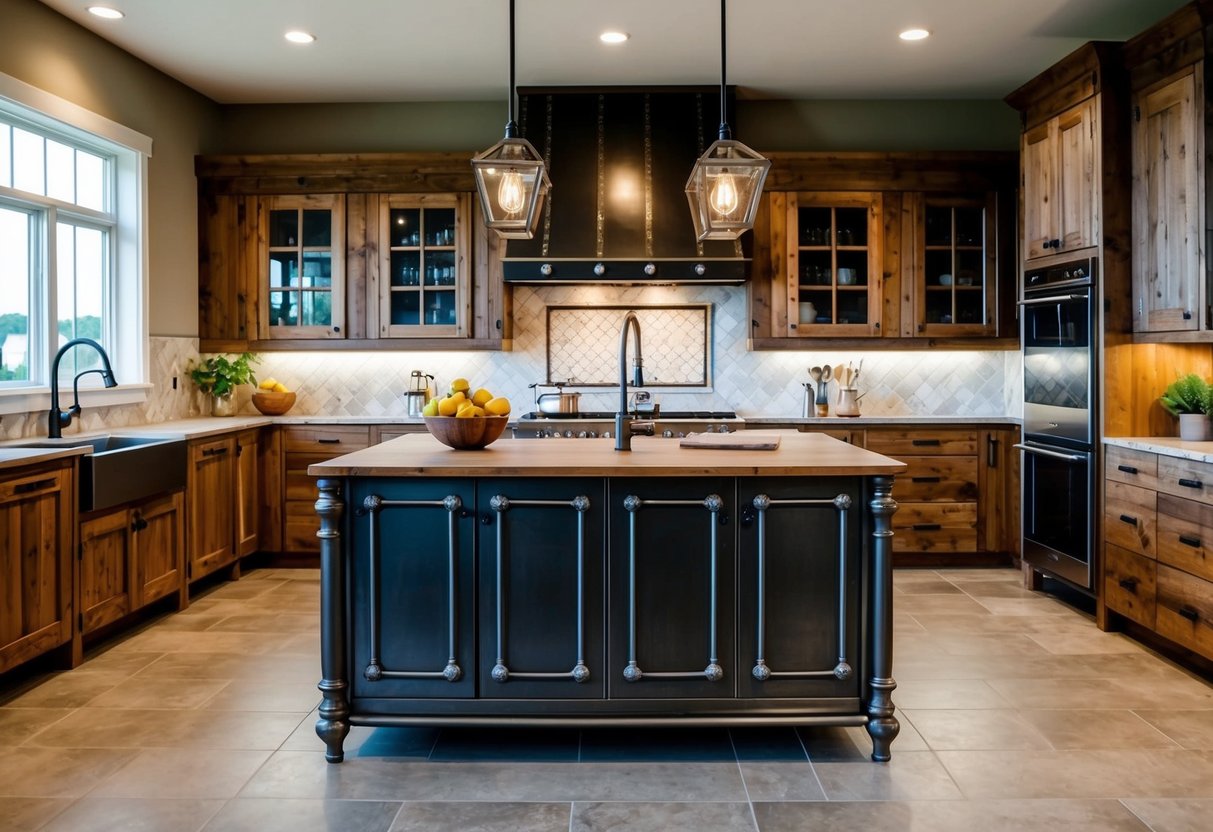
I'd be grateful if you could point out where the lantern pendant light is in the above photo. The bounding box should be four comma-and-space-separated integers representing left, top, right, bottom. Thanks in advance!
472, 0, 551, 239
685, 0, 770, 241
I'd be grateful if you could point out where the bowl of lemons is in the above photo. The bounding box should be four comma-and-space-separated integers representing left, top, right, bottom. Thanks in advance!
251, 378, 297, 415
422, 378, 511, 450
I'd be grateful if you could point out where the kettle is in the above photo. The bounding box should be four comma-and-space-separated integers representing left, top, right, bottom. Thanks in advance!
531, 381, 581, 415
406, 370, 434, 418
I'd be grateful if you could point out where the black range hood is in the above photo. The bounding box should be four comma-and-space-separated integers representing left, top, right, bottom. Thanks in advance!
502, 87, 749, 284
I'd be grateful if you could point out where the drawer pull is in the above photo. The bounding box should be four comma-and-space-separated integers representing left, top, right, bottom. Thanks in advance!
911, 523, 942, 531
911, 439, 942, 447
14, 478, 56, 494
317, 438, 341, 444
202, 447, 229, 457
1179, 605, 1200, 623
1119, 514, 1138, 526
1117, 464, 1139, 475
1179, 534, 1202, 549
911, 476, 941, 483
1118, 577, 1138, 593
1179, 478, 1204, 490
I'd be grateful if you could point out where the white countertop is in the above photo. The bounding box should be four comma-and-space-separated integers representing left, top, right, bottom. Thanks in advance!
745, 415, 1021, 427
1104, 436, 1213, 464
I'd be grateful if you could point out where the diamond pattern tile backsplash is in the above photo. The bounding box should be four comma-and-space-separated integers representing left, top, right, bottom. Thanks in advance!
547, 305, 710, 386
1, 286, 1020, 437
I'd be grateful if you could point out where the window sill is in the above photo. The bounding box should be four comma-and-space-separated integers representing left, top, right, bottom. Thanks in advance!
0, 383, 152, 417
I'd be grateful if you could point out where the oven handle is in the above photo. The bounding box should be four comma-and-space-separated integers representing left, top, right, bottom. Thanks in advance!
1017, 293, 1088, 307
1014, 443, 1087, 463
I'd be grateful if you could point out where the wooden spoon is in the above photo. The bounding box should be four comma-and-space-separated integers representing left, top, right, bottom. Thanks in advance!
809, 366, 823, 383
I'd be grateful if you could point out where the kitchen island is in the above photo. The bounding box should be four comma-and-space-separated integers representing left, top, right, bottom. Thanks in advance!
308, 431, 906, 762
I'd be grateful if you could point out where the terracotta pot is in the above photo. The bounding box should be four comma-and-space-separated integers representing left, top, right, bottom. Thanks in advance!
1178, 413, 1212, 441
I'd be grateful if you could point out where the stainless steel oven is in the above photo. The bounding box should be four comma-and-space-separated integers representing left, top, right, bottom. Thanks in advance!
1018, 256, 1097, 592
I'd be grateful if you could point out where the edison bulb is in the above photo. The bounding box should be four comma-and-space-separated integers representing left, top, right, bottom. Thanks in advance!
498, 169, 526, 215
710, 172, 739, 216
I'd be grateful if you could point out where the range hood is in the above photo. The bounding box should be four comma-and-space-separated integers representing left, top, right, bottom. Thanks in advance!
502, 87, 749, 284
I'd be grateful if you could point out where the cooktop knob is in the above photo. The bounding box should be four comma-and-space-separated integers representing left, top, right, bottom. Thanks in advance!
662, 429, 674, 438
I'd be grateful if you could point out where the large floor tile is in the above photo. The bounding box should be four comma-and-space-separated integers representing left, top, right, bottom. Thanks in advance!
0, 797, 71, 831
1018, 709, 1180, 750
903, 708, 1052, 751
797, 722, 928, 761
737, 761, 826, 801
1134, 710, 1213, 749
41, 797, 223, 832
1121, 797, 1213, 831
0, 707, 71, 745
579, 727, 735, 762
0, 671, 130, 709
428, 727, 580, 762
0, 747, 138, 798
571, 801, 757, 832
203, 798, 401, 832
83, 676, 231, 710
198, 677, 321, 712
27, 707, 307, 750
392, 801, 569, 832
893, 678, 1010, 709
812, 750, 963, 800
728, 727, 807, 762
90, 748, 272, 799
753, 798, 1151, 832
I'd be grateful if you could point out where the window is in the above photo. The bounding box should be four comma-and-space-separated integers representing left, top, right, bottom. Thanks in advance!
0, 72, 150, 412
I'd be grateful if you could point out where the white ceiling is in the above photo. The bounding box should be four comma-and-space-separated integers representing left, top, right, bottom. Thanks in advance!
39, 0, 1188, 104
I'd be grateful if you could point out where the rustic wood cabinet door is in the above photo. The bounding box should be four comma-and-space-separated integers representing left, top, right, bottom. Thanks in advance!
0, 465, 73, 673
1022, 122, 1056, 260
1133, 70, 1203, 333
1055, 99, 1099, 253
235, 428, 261, 558
135, 492, 185, 607
79, 509, 133, 633
188, 436, 236, 581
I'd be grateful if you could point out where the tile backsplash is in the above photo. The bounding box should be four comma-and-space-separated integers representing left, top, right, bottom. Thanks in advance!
1, 285, 1021, 437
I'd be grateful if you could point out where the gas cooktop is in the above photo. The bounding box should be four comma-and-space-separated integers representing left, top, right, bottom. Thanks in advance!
518, 411, 737, 420
512, 411, 743, 439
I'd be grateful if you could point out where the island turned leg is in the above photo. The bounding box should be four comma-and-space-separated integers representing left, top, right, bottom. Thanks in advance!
866, 474, 900, 761
315, 478, 351, 763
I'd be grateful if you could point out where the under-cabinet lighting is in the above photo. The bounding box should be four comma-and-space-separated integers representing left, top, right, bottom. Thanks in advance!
87, 6, 124, 19
285, 30, 316, 44
899, 28, 930, 41
600, 31, 629, 44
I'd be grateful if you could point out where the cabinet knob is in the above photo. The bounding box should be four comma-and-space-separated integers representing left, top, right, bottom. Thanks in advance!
593, 263, 607, 276
644, 263, 657, 276
694, 263, 707, 276
540, 263, 553, 276
1179, 605, 1200, 623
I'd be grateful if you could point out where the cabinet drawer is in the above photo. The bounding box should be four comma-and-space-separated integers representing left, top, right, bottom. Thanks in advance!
282, 426, 370, 454
284, 501, 322, 553
1157, 455, 1213, 507
1106, 446, 1159, 490
865, 429, 977, 456
1157, 493, 1213, 581
189, 435, 235, 463
1104, 543, 1156, 628
1103, 479, 1156, 558
892, 502, 977, 552
895, 456, 978, 501
285, 452, 337, 501
1157, 563, 1213, 659
0, 467, 66, 501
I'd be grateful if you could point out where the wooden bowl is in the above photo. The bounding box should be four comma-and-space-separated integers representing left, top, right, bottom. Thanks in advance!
251, 390, 297, 415
423, 415, 509, 450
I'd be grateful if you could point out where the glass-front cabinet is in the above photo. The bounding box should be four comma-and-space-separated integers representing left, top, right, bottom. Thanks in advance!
377, 194, 471, 338
259, 194, 346, 340
908, 193, 996, 337
784, 192, 882, 337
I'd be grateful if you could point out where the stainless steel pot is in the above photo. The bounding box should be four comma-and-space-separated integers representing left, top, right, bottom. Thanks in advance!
537, 390, 581, 414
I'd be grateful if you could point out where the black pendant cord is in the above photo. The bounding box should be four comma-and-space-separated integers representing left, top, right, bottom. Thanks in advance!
505, 0, 519, 139
718, 0, 731, 141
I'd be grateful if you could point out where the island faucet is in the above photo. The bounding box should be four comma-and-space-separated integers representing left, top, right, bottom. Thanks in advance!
48, 337, 118, 438
615, 311, 648, 451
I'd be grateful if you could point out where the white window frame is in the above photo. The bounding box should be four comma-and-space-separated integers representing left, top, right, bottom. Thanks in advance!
0, 71, 152, 416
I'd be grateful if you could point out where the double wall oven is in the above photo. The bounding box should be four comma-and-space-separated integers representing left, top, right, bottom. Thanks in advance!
1018, 256, 1096, 592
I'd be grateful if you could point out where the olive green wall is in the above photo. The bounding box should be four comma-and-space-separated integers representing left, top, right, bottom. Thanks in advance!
0, 0, 219, 338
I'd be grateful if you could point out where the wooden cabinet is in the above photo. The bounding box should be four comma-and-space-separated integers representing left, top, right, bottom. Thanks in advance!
187, 435, 236, 581
476, 478, 605, 699
282, 425, 370, 554
234, 427, 262, 558
196, 154, 511, 352
781, 191, 883, 337
1021, 99, 1099, 260
372, 424, 427, 444
79, 491, 185, 635
0, 461, 74, 674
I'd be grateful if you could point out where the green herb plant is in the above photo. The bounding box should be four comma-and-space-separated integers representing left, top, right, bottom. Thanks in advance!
1159, 373, 1213, 416
189, 352, 259, 398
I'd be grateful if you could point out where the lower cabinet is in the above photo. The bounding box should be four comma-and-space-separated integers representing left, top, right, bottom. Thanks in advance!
0, 460, 74, 674
188, 434, 237, 581
79, 491, 185, 634
283, 426, 370, 554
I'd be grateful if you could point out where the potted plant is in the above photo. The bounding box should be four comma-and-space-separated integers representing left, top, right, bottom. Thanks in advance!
1160, 373, 1213, 441
189, 352, 259, 416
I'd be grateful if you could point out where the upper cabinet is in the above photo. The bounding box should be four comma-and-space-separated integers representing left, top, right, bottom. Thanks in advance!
197, 154, 510, 352
1021, 99, 1100, 260
1124, 4, 1210, 338
748, 153, 1016, 348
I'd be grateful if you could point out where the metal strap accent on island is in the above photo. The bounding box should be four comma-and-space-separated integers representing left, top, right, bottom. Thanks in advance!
622, 493, 725, 683
361, 493, 463, 684
750, 493, 853, 682
489, 493, 592, 684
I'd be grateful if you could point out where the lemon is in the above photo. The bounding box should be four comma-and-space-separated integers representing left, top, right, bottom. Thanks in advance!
468, 405, 485, 417
437, 396, 461, 416
449, 377, 471, 395
455, 405, 477, 418
471, 387, 494, 407
272, 382, 289, 393
421, 398, 439, 417
484, 396, 511, 416
457, 399, 475, 414
258, 377, 279, 390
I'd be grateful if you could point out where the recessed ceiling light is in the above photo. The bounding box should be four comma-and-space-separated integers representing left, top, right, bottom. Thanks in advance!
600, 31, 629, 44
87, 6, 124, 19
899, 28, 930, 41
284, 30, 316, 44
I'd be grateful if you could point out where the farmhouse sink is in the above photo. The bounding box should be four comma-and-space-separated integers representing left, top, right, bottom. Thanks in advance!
12, 434, 187, 512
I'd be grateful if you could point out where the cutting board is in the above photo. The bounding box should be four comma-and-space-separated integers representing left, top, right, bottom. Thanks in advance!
679, 432, 781, 450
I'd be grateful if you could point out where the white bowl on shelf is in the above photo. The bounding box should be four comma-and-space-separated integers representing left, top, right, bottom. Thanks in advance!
938, 273, 953, 286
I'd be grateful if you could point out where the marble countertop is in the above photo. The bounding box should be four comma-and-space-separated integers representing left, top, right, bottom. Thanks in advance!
0, 445, 89, 472
744, 415, 1021, 427
1104, 436, 1213, 464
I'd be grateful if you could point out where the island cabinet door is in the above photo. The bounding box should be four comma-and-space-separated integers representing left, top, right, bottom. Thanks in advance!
607, 477, 737, 700
477, 478, 606, 699
736, 478, 864, 701
348, 479, 477, 701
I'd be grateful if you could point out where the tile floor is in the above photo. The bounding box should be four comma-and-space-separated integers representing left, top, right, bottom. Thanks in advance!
2, 567, 1213, 831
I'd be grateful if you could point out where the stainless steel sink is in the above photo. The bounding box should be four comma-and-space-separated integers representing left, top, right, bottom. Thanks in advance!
12, 434, 187, 512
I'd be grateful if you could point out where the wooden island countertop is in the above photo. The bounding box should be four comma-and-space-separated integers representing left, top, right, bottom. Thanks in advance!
308, 430, 907, 478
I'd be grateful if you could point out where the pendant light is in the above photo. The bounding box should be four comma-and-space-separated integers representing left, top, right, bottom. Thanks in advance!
685, 0, 770, 241
471, 0, 551, 239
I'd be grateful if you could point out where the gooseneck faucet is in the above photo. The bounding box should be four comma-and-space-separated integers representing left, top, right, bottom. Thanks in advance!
48, 338, 118, 438
615, 311, 646, 451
